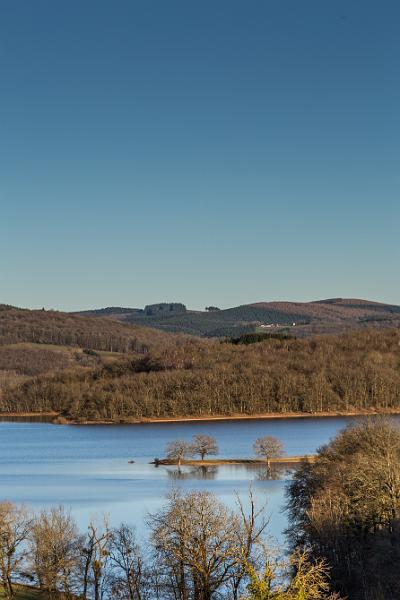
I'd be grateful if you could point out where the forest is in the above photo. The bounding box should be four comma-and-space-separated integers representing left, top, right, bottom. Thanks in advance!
286, 418, 400, 599
1, 325, 400, 422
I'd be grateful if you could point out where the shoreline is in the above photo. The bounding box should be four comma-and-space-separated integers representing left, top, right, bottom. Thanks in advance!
1, 407, 400, 425
0, 411, 59, 417
113, 407, 400, 425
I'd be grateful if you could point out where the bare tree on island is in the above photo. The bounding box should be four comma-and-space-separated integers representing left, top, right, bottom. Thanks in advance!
253, 436, 284, 470
191, 434, 219, 461
165, 440, 193, 469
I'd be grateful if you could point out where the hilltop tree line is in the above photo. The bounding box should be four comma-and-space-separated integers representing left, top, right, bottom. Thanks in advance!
124, 303, 305, 337
144, 303, 187, 316
2, 328, 400, 421
0, 491, 340, 600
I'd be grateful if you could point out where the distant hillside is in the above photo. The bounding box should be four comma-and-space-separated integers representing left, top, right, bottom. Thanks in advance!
75, 303, 306, 336
73, 298, 400, 338
0, 306, 175, 353
0, 305, 185, 397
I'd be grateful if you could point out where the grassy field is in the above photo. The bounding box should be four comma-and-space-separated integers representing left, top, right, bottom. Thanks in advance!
0, 586, 41, 599
2, 341, 126, 361
0, 585, 74, 598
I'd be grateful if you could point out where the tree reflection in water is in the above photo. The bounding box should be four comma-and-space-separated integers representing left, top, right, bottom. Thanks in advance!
256, 464, 293, 480
165, 463, 295, 481
166, 465, 218, 480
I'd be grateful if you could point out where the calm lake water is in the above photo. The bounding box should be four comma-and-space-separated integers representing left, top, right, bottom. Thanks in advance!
1, 415, 397, 543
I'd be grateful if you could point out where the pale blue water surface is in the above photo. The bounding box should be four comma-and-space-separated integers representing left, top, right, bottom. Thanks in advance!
0, 416, 395, 542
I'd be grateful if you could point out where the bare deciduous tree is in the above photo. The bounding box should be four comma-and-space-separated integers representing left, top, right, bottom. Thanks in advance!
109, 523, 146, 599
253, 436, 284, 468
230, 489, 269, 600
79, 516, 111, 600
149, 490, 241, 600
29, 506, 79, 599
0, 495, 343, 600
191, 434, 219, 461
165, 440, 193, 469
0, 502, 32, 600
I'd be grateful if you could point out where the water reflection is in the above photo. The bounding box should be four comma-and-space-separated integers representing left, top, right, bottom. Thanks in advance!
256, 465, 294, 481
166, 465, 218, 480
1, 416, 398, 541
0, 415, 56, 423
163, 463, 295, 482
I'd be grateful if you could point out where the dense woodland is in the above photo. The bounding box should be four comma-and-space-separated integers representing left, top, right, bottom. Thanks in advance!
286, 419, 400, 599
2, 326, 400, 421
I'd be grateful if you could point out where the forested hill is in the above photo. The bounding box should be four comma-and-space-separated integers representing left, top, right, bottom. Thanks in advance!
0, 306, 186, 396
0, 305, 177, 353
3, 327, 400, 422
2, 301, 400, 424
74, 298, 400, 338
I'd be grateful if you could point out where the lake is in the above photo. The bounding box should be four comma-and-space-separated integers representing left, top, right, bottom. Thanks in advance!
0, 415, 396, 544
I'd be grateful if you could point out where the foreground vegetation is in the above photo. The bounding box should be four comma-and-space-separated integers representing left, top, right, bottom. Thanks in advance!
2, 328, 400, 422
1, 420, 399, 599
286, 418, 400, 599
0, 492, 339, 600
0, 587, 41, 600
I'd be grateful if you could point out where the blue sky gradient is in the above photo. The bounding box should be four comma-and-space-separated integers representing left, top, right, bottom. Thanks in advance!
1, 1, 399, 310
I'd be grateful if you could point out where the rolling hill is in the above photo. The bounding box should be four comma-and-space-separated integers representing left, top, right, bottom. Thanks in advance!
1, 301, 400, 422
0, 305, 177, 352
0, 305, 186, 396
74, 298, 400, 338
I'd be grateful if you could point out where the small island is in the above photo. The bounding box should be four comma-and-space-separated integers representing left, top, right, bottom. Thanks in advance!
149, 434, 316, 467
151, 456, 315, 466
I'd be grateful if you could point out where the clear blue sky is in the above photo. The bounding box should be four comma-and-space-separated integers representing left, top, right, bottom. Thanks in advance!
1, 1, 399, 311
